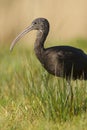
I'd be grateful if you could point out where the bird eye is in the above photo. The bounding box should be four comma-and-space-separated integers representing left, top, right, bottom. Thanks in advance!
34, 22, 37, 24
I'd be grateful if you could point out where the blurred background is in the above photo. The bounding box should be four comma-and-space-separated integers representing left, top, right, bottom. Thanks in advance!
0, 0, 87, 44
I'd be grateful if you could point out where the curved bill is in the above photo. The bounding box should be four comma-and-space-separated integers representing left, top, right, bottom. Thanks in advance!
10, 24, 33, 51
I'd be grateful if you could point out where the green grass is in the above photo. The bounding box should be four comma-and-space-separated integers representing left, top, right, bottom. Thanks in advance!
0, 39, 87, 130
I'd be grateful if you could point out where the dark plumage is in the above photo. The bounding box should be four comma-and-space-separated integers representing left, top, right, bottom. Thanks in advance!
10, 18, 87, 80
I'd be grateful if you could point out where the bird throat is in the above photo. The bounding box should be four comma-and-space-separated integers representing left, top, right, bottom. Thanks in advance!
34, 30, 47, 63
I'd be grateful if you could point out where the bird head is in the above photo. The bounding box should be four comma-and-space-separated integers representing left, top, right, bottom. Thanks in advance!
10, 18, 49, 51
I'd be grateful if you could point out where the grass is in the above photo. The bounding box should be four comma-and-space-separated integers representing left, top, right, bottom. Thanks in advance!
0, 39, 87, 129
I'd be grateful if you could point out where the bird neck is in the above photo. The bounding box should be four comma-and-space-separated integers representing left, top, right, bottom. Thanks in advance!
34, 29, 49, 62
34, 29, 48, 49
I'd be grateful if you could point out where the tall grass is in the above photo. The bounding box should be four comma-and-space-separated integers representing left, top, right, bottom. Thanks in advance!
0, 43, 87, 129
15, 52, 87, 121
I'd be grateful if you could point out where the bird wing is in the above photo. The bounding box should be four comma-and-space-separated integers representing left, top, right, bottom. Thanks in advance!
46, 46, 87, 61
58, 48, 86, 61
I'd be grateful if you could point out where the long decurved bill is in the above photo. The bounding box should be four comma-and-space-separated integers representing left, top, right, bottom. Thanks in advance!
10, 24, 33, 51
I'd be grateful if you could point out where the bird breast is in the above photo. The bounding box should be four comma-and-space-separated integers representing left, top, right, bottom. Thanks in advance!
42, 52, 64, 76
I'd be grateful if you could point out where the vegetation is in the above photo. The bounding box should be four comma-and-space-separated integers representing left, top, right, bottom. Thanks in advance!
0, 39, 87, 130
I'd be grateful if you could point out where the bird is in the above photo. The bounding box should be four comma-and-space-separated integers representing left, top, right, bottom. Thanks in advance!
10, 17, 87, 80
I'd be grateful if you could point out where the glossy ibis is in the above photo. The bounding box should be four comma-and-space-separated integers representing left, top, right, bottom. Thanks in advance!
10, 18, 87, 80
